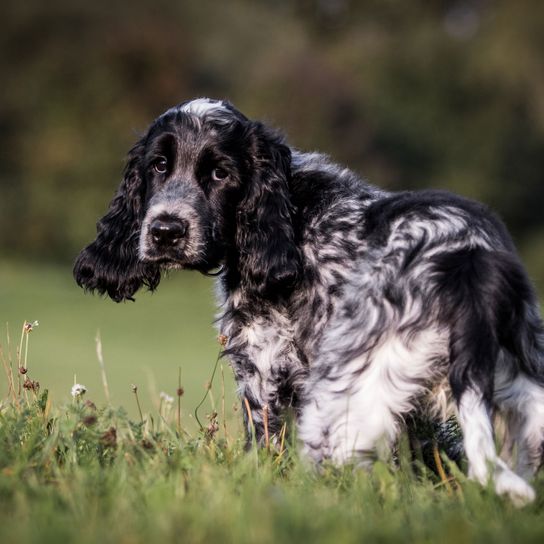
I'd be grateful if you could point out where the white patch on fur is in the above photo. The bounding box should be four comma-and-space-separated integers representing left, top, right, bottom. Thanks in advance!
179, 98, 227, 117
458, 387, 536, 505
299, 328, 447, 464
458, 388, 498, 483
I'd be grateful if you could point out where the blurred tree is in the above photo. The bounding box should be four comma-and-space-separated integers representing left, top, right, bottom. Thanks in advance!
1, 0, 543, 288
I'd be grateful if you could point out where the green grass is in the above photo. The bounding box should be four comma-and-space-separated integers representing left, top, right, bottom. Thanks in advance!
1, 386, 544, 544
2, 262, 544, 543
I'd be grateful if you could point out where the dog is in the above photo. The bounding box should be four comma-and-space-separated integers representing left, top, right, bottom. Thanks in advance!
74, 98, 544, 505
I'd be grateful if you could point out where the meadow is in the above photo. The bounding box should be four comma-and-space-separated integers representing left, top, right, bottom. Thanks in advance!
0, 261, 238, 426
1, 262, 544, 544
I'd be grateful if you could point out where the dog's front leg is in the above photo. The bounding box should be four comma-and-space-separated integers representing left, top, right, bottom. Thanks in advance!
235, 357, 302, 449
222, 319, 304, 448
219, 299, 306, 448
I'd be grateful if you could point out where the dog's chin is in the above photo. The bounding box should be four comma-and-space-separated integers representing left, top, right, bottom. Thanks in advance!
140, 249, 189, 269
140, 251, 222, 274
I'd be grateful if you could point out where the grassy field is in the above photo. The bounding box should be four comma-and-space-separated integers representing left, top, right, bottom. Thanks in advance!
2, 262, 544, 543
0, 261, 238, 430
1, 371, 544, 543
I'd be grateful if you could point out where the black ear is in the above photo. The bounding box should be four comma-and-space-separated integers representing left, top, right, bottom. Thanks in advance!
73, 140, 160, 302
236, 122, 302, 298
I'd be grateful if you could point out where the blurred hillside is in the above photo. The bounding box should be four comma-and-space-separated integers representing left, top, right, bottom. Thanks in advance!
1, 0, 544, 287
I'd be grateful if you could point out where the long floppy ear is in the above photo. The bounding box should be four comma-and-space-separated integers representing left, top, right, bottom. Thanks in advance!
236, 122, 302, 298
73, 140, 160, 302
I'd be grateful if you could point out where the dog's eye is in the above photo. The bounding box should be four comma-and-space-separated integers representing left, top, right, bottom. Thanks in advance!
211, 168, 229, 181
153, 157, 168, 174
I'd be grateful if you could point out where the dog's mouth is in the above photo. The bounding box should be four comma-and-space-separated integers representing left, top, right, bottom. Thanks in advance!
141, 252, 186, 268
140, 250, 224, 275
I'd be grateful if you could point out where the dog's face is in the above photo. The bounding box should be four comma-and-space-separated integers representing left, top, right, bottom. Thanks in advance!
138, 100, 250, 272
74, 98, 301, 302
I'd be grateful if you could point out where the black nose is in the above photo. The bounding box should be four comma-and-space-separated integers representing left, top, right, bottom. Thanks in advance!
150, 218, 188, 247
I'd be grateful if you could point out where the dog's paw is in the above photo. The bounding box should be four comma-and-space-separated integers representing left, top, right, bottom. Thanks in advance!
494, 469, 536, 507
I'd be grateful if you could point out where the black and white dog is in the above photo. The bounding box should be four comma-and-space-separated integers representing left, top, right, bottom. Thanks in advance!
74, 98, 544, 505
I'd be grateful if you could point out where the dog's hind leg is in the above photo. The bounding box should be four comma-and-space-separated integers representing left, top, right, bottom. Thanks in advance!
434, 248, 539, 504
496, 374, 544, 480
450, 323, 536, 506
495, 303, 544, 479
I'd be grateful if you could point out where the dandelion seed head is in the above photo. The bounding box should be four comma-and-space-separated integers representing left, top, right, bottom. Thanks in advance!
71, 383, 87, 398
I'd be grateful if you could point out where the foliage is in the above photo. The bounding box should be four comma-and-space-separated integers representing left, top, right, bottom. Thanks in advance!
1, 0, 544, 289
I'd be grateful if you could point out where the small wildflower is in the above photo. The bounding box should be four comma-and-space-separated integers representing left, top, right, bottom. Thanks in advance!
131, 384, 138, 393
84, 400, 97, 410
141, 439, 154, 450
218, 334, 228, 347
18, 367, 28, 375
24, 320, 39, 333
176, 386, 184, 397
23, 379, 40, 392
159, 392, 174, 405
205, 411, 219, 440
71, 383, 87, 398
100, 427, 117, 448
82, 415, 97, 427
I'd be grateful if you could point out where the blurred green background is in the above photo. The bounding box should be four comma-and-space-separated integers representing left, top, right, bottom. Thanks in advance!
1, 0, 544, 417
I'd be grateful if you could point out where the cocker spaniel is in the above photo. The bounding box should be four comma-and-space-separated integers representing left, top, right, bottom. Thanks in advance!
74, 98, 544, 505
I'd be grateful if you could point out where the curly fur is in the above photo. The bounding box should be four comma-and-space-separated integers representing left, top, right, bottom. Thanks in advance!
75, 98, 544, 505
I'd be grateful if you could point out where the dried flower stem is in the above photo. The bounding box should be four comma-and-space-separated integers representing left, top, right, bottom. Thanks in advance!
23, 327, 30, 371
275, 422, 288, 465
194, 349, 222, 430
0, 345, 16, 403
243, 396, 256, 445
220, 362, 228, 443
20, 323, 30, 405
263, 404, 270, 451
17, 322, 25, 396
177, 367, 182, 434
3, 323, 17, 405
132, 385, 144, 424
95, 330, 111, 404
432, 442, 453, 495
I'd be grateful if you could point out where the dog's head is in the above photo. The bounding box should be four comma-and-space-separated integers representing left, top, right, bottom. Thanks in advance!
74, 98, 301, 302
